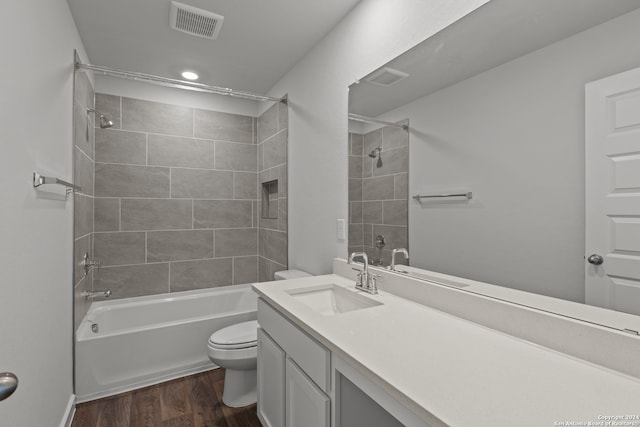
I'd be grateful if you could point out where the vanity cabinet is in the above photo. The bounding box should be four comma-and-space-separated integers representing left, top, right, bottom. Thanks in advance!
257, 298, 331, 427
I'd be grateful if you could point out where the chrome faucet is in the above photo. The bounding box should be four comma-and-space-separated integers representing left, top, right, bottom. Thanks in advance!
390, 248, 409, 271
83, 289, 112, 299
348, 252, 379, 295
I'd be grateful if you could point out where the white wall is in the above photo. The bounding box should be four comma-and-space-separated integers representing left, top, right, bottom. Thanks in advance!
95, 75, 259, 117
265, 0, 490, 275
0, 0, 87, 425
378, 9, 640, 302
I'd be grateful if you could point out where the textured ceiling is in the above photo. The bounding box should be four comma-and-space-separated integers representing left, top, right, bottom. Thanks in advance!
67, 0, 361, 94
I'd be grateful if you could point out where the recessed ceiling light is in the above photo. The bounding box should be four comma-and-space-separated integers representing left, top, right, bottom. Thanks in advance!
181, 71, 199, 80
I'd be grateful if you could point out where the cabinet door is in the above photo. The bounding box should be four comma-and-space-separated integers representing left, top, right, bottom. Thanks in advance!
257, 328, 286, 427
286, 358, 330, 427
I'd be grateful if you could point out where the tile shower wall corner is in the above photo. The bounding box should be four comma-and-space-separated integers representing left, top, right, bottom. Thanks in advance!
87, 94, 288, 299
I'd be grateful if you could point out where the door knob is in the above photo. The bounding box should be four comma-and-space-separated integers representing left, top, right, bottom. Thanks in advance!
0, 372, 18, 401
587, 254, 604, 265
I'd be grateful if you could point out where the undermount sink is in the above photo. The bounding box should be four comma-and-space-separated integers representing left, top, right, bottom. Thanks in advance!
286, 284, 383, 316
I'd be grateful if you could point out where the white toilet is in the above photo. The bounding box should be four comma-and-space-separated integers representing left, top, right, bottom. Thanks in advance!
207, 269, 311, 407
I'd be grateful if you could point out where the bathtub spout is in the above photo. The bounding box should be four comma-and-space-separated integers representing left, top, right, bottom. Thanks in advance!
83, 289, 112, 299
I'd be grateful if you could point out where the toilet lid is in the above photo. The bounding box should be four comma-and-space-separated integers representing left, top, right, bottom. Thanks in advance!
209, 320, 258, 349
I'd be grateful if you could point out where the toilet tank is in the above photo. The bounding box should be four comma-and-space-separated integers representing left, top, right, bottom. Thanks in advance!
274, 269, 311, 280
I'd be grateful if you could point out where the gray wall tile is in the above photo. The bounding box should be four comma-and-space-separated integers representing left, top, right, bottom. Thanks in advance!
234, 256, 258, 285
94, 263, 169, 298
258, 103, 278, 143
195, 109, 253, 143
74, 193, 93, 238
278, 101, 288, 133
349, 155, 362, 179
170, 258, 233, 291
74, 276, 90, 330
261, 229, 287, 265
74, 147, 94, 196
95, 94, 121, 129
121, 199, 192, 231
147, 134, 214, 169
215, 141, 257, 172
349, 223, 363, 247
95, 129, 146, 165
362, 201, 383, 224
383, 200, 408, 226
258, 257, 271, 282
364, 128, 382, 155
263, 131, 287, 169
350, 133, 363, 156
122, 97, 193, 136
74, 69, 94, 109
349, 178, 362, 201
234, 172, 258, 199
362, 175, 394, 201
215, 228, 258, 257
350, 201, 363, 224
193, 200, 252, 228
171, 168, 233, 199
94, 198, 119, 232
372, 146, 408, 177
394, 173, 408, 199
363, 224, 373, 247
147, 230, 213, 262
95, 163, 170, 198
278, 198, 288, 233
94, 232, 146, 266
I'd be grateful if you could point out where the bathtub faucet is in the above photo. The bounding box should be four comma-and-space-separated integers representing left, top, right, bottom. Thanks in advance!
83, 289, 112, 299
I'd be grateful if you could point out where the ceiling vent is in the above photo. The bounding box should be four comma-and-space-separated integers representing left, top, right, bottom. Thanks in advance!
366, 67, 410, 86
169, 1, 224, 40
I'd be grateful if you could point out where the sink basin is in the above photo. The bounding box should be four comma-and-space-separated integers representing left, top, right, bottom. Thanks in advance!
286, 284, 382, 316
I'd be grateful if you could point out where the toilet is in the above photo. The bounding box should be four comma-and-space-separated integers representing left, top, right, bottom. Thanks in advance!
207, 269, 311, 407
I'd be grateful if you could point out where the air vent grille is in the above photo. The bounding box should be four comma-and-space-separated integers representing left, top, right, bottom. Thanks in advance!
170, 1, 224, 40
366, 67, 409, 86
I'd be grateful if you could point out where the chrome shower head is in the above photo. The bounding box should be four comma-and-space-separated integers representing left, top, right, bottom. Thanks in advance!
368, 146, 382, 158
86, 108, 114, 129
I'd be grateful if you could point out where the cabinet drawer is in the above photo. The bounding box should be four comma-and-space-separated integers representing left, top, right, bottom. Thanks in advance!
258, 298, 330, 392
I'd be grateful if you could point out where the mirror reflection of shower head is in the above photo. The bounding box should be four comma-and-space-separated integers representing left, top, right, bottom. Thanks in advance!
86, 108, 115, 129
368, 146, 382, 158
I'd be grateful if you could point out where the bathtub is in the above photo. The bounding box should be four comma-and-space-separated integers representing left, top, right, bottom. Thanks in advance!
75, 284, 257, 403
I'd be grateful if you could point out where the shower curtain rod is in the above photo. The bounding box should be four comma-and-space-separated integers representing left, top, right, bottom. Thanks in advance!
348, 113, 408, 131
76, 62, 286, 103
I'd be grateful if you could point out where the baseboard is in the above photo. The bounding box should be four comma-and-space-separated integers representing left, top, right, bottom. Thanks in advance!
59, 394, 76, 427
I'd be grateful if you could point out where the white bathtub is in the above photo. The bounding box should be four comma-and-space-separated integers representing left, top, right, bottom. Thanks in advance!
75, 284, 257, 403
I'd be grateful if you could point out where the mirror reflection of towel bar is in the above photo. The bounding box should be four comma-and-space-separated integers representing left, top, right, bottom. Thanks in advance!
413, 192, 472, 200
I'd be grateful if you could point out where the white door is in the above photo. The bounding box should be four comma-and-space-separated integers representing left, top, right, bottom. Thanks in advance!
586, 66, 640, 316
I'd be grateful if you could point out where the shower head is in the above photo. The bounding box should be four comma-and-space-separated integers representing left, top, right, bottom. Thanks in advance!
86, 108, 114, 129
368, 146, 382, 158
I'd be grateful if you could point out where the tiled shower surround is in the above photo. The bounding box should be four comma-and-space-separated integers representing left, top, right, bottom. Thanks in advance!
81, 93, 288, 300
73, 61, 95, 329
348, 124, 408, 266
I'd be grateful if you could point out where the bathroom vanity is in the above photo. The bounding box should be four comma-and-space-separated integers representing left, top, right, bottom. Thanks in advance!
252, 259, 640, 427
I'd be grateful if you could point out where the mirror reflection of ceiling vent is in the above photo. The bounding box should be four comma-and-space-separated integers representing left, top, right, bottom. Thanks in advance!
366, 67, 410, 86
170, 1, 224, 40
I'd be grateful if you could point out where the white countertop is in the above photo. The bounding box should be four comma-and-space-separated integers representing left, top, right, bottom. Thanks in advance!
253, 274, 640, 427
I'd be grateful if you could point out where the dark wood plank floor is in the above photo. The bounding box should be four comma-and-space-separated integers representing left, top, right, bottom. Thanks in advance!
72, 369, 262, 427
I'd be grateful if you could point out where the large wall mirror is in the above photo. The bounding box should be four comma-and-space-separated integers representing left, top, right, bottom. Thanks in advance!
348, 0, 640, 328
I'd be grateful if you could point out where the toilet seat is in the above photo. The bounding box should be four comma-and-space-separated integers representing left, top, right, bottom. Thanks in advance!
208, 320, 258, 350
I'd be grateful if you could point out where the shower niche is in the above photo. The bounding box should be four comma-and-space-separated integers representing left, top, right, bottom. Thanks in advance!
262, 180, 279, 219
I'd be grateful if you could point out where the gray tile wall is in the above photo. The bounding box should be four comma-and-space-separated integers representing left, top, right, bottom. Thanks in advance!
348, 124, 408, 266
73, 56, 95, 331
257, 102, 289, 281
89, 93, 288, 300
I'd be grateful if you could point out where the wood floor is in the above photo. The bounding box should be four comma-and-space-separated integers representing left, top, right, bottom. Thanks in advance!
72, 369, 262, 427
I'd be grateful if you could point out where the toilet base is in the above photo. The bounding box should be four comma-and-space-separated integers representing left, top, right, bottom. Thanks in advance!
222, 368, 257, 407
